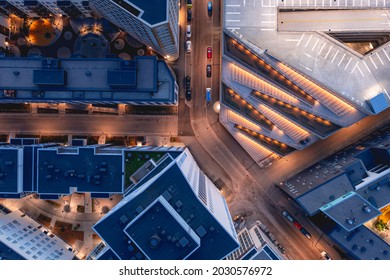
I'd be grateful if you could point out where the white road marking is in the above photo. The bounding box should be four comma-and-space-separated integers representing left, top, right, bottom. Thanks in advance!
227, 4, 241, 6
262, 13, 276, 16
318, 43, 326, 55
337, 53, 346, 66
297, 34, 304, 46
363, 60, 372, 73
383, 49, 390, 61
311, 39, 319, 51
351, 61, 359, 73
227, 12, 241, 14
376, 53, 385, 65
369, 56, 378, 69
304, 35, 313, 47
344, 57, 352, 70
227, 27, 241, 29
227, 20, 241, 22
331, 50, 339, 63
261, 28, 275, 31
324, 46, 333, 59
357, 66, 364, 77
299, 63, 312, 71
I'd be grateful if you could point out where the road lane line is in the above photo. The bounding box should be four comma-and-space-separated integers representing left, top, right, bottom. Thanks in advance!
369, 56, 378, 69
337, 53, 346, 66
344, 57, 352, 70
324, 46, 333, 59
331, 50, 339, 63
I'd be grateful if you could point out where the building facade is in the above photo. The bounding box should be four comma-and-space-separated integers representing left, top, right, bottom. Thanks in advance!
89, 148, 239, 260
89, 0, 179, 60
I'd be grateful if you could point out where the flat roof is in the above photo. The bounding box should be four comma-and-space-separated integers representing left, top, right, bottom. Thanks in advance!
0, 148, 19, 194
223, 0, 390, 113
0, 56, 175, 103
296, 173, 355, 216
37, 147, 123, 195
124, 197, 200, 260
357, 174, 390, 209
132, 0, 167, 25
321, 192, 381, 231
328, 225, 390, 260
94, 163, 239, 260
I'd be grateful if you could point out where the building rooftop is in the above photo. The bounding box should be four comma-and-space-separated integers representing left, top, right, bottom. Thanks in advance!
328, 224, 390, 260
94, 150, 239, 260
0, 56, 177, 104
224, 0, 390, 113
122, 0, 168, 26
321, 192, 381, 231
124, 197, 200, 260
0, 148, 20, 194
37, 146, 123, 195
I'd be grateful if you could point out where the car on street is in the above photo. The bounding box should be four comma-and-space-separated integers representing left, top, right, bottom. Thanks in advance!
206, 88, 212, 103
186, 25, 191, 38
282, 211, 294, 222
186, 88, 192, 101
321, 251, 332, 260
207, 1, 212, 16
207, 47, 212, 60
185, 75, 191, 89
206, 64, 211, 77
187, 0, 192, 9
187, 9, 192, 23
186, 40, 192, 53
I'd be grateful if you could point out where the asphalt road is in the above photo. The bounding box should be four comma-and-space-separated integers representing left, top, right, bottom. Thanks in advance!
0, 114, 178, 136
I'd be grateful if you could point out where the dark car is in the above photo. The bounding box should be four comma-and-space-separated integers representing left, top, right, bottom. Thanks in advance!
207, 1, 212, 16
186, 89, 192, 101
206, 64, 212, 77
185, 75, 191, 88
187, 9, 192, 23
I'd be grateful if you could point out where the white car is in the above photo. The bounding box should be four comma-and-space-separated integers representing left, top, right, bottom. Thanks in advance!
186, 25, 191, 38
186, 40, 192, 53
321, 251, 332, 260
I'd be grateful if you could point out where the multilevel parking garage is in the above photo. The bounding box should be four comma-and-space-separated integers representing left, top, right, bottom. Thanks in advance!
221, 0, 389, 167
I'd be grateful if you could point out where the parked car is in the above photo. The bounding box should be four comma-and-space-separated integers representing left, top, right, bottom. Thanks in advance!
206, 64, 212, 77
186, 89, 192, 101
187, 0, 192, 9
207, 46, 212, 60
300, 227, 312, 239
282, 211, 294, 222
321, 251, 332, 260
206, 88, 212, 103
187, 9, 192, 23
186, 40, 192, 53
186, 25, 191, 38
185, 75, 191, 89
207, 1, 213, 16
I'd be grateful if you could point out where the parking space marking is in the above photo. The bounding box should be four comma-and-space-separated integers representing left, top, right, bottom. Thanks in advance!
383, 49, 390, 61
369, 56, 378, 69
297, 34, 305, 46
351, 61, 359, 73
331, 50, 339, 63
299, 63, 312, 71
227, 12, 241, 14
227, 4, 242, 6
304, 35, 313, 47
344, 57, 352, 70
318, 43, 326, 55
376, 53, 385, 65
227, 27, 241, 29
311, 38, 319, 51
227, 19, 241, 22
324, 46, 333, 59
357, 65, 364, 77
363, 60, 372, 73
337, 53, 346, 66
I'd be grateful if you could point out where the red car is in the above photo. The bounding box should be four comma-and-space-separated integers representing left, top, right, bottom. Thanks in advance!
207, 47, 212, 60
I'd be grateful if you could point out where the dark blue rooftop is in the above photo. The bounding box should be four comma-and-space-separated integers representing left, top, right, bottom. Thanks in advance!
0, 148, 19, 194
33, 69, 66, 86
94, 162, 239, 260
125, 0, 167, 25
37, 147, 123, 195
367, 92, 389, 114
124, 197, 200, 260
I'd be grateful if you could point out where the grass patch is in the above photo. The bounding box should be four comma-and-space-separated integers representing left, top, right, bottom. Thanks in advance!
124, 151, 165, 186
